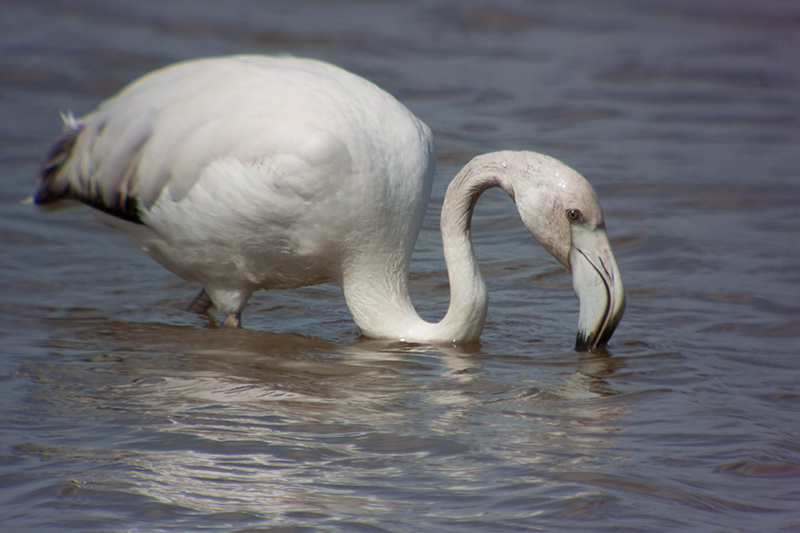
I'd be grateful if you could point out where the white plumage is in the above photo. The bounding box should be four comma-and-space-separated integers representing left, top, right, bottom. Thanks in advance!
35, 55, 624, 348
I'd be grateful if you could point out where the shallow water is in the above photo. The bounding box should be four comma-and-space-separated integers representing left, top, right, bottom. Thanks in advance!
2, 0, 799, 531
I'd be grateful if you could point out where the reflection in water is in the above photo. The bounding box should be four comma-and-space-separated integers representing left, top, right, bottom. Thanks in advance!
18, 317, 632, 518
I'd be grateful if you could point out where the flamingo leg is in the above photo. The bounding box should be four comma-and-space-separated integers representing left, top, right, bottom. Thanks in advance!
223, 313, 242, 328
188, 288, 213, 315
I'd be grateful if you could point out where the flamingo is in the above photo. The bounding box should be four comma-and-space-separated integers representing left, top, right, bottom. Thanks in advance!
34, 55, 625, 349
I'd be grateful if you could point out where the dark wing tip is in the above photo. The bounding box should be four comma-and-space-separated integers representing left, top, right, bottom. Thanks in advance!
35, 125, 82, 203
34, 121, 144, 225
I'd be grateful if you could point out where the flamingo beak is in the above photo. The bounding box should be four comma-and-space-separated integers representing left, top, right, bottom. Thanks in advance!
569, 226, 626, 351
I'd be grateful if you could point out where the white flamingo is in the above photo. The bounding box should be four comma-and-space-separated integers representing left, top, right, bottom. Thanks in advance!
34, 55, 625, 349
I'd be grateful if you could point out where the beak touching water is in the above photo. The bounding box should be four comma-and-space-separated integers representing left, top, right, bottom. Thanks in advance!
569, 225, 626, 351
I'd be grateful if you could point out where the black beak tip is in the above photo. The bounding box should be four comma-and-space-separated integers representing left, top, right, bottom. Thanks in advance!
575, 329, 616, 353
575, 301, 625, 352
574, 332, 595, 352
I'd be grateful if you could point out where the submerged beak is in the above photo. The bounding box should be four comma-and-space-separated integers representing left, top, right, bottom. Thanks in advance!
569, 226, 626, 351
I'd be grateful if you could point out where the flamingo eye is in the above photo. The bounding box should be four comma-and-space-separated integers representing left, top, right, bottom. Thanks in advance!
566, 208, 582, 222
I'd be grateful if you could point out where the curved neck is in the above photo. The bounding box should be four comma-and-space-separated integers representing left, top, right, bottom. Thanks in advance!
433, 158, 508, 341
342, 157, 512, 343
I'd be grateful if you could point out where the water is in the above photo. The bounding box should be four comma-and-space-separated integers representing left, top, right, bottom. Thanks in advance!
2, 0, 799, 531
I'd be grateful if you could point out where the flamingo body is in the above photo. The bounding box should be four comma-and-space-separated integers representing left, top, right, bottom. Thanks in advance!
35, 55, 625, 348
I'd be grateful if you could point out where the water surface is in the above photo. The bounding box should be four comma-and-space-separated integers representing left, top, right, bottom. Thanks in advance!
1, 0, 799, 531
